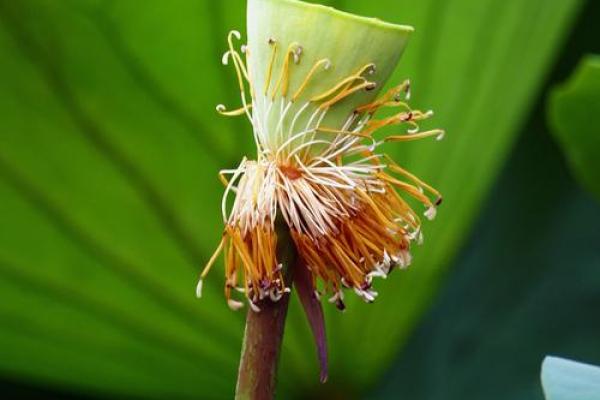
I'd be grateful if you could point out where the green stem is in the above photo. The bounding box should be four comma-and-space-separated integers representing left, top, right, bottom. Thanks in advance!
235, 222, 296, 400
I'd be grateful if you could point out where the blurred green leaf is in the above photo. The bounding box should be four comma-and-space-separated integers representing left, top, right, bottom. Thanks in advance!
542, 357, 600, 400
548, 55, 600, 201
370, 119, 600, 399
0, 0, 582, 398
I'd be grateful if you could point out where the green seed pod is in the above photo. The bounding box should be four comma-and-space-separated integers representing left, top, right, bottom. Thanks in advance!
245, 0, 413, 155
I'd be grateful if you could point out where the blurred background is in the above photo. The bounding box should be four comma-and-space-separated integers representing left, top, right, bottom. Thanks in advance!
0, 0, 598, 399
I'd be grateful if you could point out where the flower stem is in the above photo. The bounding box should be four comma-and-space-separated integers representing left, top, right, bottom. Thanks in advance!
235, 221, 296, 400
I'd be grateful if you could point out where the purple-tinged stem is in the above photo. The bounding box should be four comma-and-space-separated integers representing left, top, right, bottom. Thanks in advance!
294, 259, 328, 383
235, 287, 292, 400
235, 222, 296, 400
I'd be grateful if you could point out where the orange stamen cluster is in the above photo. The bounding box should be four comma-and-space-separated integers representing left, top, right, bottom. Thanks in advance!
199, 31, 444, 311
292, 185, 416, 308
222, 225, 286, 311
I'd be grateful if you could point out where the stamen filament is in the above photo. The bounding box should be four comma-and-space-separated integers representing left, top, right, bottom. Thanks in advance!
264, 38, 278, 94
271, 43, 301, 99
196, 237, 226, 298
310, 76, 367, 102
385, 129, 446, 142
292, 58, 331, 102
216, 104, 253, 116
383, 155, 442, 201
320, 81, 377, 109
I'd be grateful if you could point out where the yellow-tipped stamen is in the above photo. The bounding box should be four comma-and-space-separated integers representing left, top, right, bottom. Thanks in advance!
271, 42, 302, 99
310, 75, 367, 102
383, 155, 442, 203
327, 63, 376, 104
356, 109, 435, 137
320, 80, 377, 109
225, 31, 249, 93
385, 129, 446, 142
292, 58, 331, 102
216, 104, 253, 116
196, 237, 226, 298
264, 38, 278, 95
378, 174, 434, 208
354, 62, 377, 78
232, 51, 251, 84
222, 31, 254, 126
355, 80, 410, 114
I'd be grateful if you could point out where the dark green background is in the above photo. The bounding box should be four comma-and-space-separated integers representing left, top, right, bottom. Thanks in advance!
0, 0, 598, 398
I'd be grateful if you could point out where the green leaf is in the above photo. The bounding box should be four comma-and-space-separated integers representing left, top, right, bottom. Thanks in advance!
548, 55, 600, 201
0, 0, 582, 398
542, 357, 600, 400
369, 122, 600, 399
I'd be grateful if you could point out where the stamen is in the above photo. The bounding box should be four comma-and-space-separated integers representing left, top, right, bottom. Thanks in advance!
222, 158, 247, 222
218, 171, 230, 187
356, 63, 377, 76
362, 110, 424, 135
264, 38, 278, 94
271, 42, 302, 99
287, 101, 311, 142
310, 76, 367, 102
383, 154, 442, 201
222, 51, 232, 66
196, 237, 226, 298
385, 129, 446, 142
216, 104, 253, 116
355, 80, 411, 114
378, 174, 434, 208
316, 63, 377, 107
319, 81, 377, 109
285, 140, 333, 162
292, 58, 332, 102
227, 31, 250, 92
275, 127, 315, 159
228, 299, 244, 311
195, 279, 203, 298
424, 206, 437, 220
221, 30, 254, 124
